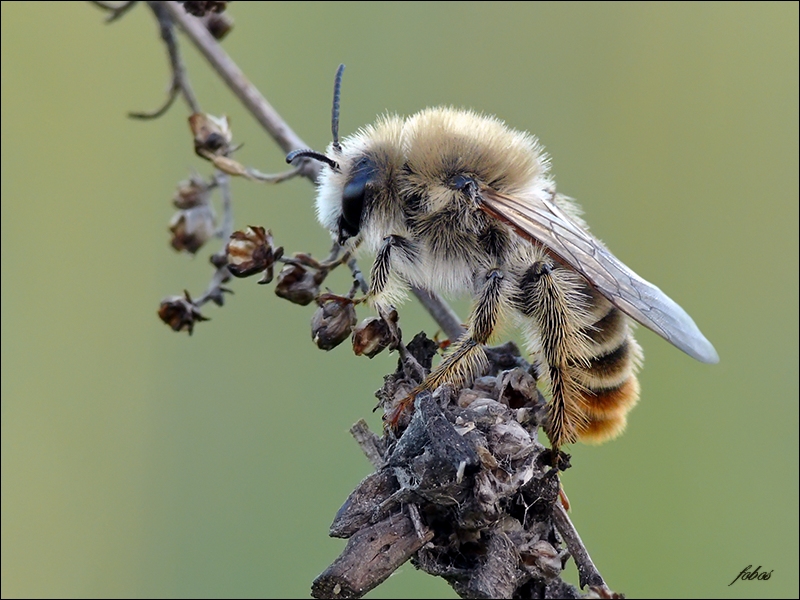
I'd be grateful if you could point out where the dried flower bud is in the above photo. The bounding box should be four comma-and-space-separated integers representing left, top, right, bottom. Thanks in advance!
532, 540, 562, 579
457, 388, 486, 408
311, 297, 357, 351
172, 175, 210, 209
157, 291, 209, 335
180, 1, 228, 16
201, 11, 233, 39
274, 264, 320, 306
488, 421, 533, 461
352, 314, 395, 358
189, 112, 232, 158
226, 226, 283, 282
169, 204, 216, 254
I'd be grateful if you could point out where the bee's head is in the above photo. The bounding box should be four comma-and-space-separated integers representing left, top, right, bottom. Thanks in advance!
287, 64, 377, 245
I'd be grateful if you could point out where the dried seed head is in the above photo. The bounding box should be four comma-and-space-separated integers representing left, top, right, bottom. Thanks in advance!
169, 204, 216, 254
352, 315, 393, 358
157, 291, 209, 335
274, 263, 320, 306
180, 1, 228, 16
311, 297, 357, 351
172, 175, 210, 209
188, 113, 232, 158
202, 11, 233, 39
225, 226, 283, 282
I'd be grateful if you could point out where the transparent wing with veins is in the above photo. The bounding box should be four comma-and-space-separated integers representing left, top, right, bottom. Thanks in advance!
480, 187, 719, 364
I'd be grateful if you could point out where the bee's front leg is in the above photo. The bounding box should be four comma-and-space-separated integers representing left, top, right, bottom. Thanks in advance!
357, 234, 416, 307
321, 234, 413, 308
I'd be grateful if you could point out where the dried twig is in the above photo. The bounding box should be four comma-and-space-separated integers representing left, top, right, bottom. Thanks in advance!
551, 503, 617, 596
129, 1, 200, 118
162, 1, 309, 160
191, 172, 232, 308
90, 0, 138, 22
349, 420, 385, 470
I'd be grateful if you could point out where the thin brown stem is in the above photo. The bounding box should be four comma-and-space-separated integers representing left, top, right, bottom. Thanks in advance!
127, 2, 200, 118
157, 1, 200, 112
193, 173, 233, 309
90, 0, 138, 22
245, 166, 302, 183
128, 82, 180, 119
552, 502, 610, 592
162, 2, 309, 160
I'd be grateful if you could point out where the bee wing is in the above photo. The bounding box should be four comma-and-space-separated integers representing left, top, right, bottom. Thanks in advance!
480, 187, 719, 364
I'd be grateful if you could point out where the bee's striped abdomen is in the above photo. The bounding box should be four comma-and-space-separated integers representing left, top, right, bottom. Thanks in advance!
516, 260, 643, 449
571, 301, 643, 443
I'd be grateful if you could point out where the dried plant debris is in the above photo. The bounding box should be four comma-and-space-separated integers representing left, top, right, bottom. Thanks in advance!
274, 262, 322, 306
169, 202, 216, 254
313, 335, 591, 599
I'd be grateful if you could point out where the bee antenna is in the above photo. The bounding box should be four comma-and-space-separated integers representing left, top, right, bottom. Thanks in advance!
286, 149, 340, 173
331, 63, 345, 153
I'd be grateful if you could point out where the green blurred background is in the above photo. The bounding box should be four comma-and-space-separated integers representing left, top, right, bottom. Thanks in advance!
2, 2, 797, 598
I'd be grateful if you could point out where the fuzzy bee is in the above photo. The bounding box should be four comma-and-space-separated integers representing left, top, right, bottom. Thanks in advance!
288, 65, 718, 451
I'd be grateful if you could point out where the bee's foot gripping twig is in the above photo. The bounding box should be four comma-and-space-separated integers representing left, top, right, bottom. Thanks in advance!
383, 395, 416, 431
388, 358, 440, 423
540, 446, 572, 472
370, 303, 427, 383
384, 375, 434, 430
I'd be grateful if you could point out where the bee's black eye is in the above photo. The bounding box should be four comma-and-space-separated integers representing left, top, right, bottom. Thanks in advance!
338, 157, 376, 242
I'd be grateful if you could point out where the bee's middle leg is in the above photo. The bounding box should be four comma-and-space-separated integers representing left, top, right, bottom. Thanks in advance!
415, 268, 506, 394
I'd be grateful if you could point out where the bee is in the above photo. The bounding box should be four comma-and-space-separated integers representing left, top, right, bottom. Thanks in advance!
288, 65, 718, 451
